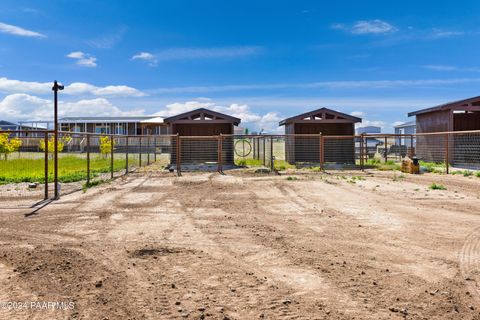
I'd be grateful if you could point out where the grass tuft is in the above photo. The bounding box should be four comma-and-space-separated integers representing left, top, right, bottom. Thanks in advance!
429, 183, 447, 190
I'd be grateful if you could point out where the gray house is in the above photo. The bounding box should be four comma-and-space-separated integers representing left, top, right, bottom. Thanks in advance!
394, 121, 416, 147
58, 116, 168, 135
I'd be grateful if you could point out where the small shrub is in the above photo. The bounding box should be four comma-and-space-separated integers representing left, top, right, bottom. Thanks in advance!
476, 172, 480, 178
0, 133, 22, 160
286, 176, 297, 181
429, 183, 446, 190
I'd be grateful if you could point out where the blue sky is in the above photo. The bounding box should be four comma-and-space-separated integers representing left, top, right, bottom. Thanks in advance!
1, 0, 480, 132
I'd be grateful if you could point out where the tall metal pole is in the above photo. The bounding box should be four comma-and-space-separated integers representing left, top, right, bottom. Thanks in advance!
52, 80, 63, 199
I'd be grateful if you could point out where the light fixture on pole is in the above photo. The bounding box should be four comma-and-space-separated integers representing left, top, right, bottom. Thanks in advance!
52, 80, 64, 199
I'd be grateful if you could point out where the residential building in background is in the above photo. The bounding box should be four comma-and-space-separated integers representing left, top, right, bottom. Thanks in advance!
356, 126, 381, 135
394, 121, 416, 147
58, 116, 168, 135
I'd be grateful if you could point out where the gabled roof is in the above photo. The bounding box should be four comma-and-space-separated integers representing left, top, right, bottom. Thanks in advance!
279, 107, 361, 126
394, 121, 415, 128
408, 96, 480, 117
164, 108, 241, 125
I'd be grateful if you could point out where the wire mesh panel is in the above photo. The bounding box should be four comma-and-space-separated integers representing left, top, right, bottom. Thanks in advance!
0, 131, 49, 207
323, 136, 356, 166
175, 136, 220, 170
451, 132, 480, 169
416, 134, 447, 164
285, 134, 321, 166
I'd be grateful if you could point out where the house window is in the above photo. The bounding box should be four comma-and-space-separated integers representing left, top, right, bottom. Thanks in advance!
95, 124, 108, 134
115, 126, 124, 135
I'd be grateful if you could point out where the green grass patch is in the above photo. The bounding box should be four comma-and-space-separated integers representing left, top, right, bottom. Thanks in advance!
275, 160, 295, 171
0, 155, 128, 184
420, 161, 445, 174
286, 176, 298, 181
365, 159, 401, 171
451, 170, 473, 177
235, 158, 264, 167
429, 183, 447, 190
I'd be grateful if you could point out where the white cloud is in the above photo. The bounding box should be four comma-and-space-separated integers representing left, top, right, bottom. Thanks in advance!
0, 77, 145, 97
350, 111, 364, 117
430, 28, 464, 38
65, 83, 145, 97
0, 93, 143, 121
333, 20, 397, 35
132, 46, 262, 65
66, 51, 97, 67
392, 121, 407, 127
0, 21, 45, 38
422, 65, 480, 72
149, 78, 480, 94
358, 120, 385, 128
87, 26, 126, 49
155, 99, 283, 133
131, 52, 158, 66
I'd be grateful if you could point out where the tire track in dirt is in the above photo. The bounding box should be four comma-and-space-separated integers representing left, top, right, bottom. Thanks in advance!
459, 227, 480, 307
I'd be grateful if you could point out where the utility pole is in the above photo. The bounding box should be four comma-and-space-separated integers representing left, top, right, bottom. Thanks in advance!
52, 80, 64, 199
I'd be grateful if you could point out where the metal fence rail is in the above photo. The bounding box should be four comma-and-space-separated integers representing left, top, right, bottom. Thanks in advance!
4, 129, 480, 206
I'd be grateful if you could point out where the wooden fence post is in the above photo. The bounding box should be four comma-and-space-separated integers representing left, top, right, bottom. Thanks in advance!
318, 132, 325, 171
384, 136, 388, 163
176, 134, 181, 175
218, 134, 223, 173
445, 133, 449, 174
270, 136, 274, 171
360, 134, 364, 171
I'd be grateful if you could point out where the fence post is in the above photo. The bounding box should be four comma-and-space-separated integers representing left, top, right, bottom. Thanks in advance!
384, 136, 388, 163
44, 133, 49, 200
218, 134, 223, 173
176, 134, 181, 175
410, 135, 415, 157
319, 132, 324, 171
139, 136, 142, 167
360, 134, 364, 171
270, 136, 274, 171
86, 135, 90, 185
445, 133, 449, 174
263, 137, 266, 166
125, 136, 129, 174
147, 136, 150, 165
110, 134, 114, 179
154, 136, 157, 162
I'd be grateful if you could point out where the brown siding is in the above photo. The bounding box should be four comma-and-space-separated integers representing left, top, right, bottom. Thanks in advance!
454, 112, 480, 131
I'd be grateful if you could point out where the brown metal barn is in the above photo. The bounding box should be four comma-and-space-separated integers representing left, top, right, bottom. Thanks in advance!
164, 108, 241, 165
408, 96, 480, 165
279, 108, 361, 165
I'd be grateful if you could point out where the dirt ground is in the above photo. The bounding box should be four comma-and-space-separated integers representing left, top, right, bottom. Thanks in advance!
1, 168, 480, 320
